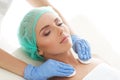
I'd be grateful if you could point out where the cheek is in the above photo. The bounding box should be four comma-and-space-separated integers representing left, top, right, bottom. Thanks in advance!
39, 38, 54, 48
38, 36, 58, 52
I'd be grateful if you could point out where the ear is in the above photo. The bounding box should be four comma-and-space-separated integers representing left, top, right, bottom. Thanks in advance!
38, 49, 44, 55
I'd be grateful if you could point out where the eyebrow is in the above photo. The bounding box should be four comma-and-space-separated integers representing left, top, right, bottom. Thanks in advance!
54, 18, 59, 23
39, 25, 49, 33
39, 18, 59, 33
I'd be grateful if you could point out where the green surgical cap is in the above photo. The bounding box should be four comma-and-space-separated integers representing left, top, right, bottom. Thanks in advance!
18, 6, 58, 61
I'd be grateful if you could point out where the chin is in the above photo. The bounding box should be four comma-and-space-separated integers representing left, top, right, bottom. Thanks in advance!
64, 43, 72, 51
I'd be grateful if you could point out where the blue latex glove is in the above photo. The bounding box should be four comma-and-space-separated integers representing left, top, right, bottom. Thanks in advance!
24, 59, 75, 80
71, 35, 91, 61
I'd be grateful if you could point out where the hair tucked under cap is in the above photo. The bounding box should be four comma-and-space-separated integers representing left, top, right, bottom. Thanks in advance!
18, 6, 58, 61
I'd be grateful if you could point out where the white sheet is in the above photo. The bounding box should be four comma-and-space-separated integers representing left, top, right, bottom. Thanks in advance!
0, 68, 25, 80
83, 63, 120, 80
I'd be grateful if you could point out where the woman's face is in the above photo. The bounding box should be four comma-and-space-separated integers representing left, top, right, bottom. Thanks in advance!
35, 12, 72, 59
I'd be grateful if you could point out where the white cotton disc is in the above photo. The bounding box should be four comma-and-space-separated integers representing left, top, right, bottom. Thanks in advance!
67, 70, 76, 77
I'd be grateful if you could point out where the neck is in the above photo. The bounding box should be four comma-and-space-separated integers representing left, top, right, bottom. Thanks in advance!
46, 48, 79, 67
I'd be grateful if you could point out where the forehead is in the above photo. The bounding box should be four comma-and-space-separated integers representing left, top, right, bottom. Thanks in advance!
37, 12, 59, 27
40, 12, 57, 20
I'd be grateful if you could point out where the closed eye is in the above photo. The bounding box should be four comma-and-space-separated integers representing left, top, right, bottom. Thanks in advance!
44, 30, 51, 36
43, 28, 51, 36
54, 18, 64, 27
57, 23, 63, 26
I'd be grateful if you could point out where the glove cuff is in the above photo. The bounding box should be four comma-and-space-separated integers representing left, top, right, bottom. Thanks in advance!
24, 64, 34, 80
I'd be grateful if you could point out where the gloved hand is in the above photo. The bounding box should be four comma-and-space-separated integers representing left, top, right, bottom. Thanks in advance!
24, 59, 75, 80
71, 35, 91, 63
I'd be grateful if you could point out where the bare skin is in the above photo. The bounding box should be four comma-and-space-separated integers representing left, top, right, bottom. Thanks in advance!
0, 0, 75, 77
35, 11, 104, 80
0, 48, 27, 77
0, 0, 72, 77
48, 56, 103, 80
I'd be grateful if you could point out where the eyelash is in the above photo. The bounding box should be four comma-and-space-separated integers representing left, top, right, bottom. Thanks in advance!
57, 23, 63, 26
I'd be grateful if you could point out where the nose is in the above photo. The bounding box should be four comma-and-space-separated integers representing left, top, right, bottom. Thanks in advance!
56, 26, 64, 36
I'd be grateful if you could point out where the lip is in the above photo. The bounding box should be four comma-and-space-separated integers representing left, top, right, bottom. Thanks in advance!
60, 36, 69, 44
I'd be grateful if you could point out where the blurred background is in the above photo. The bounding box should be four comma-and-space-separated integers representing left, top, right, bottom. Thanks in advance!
0, 0, 120, 70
